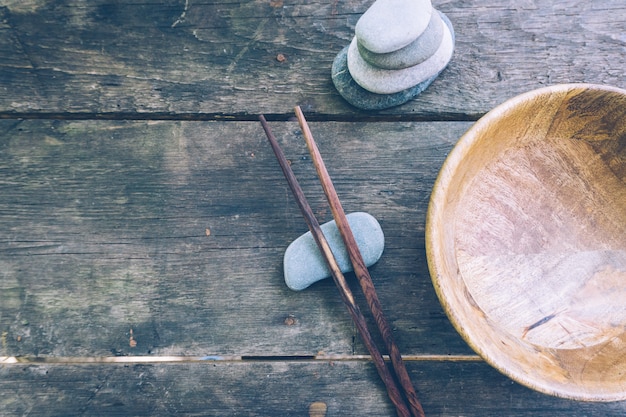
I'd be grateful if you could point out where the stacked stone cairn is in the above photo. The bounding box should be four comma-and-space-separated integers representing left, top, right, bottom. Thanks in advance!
332, 0, 455, 110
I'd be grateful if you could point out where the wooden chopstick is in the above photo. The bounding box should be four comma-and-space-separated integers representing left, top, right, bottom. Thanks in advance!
259, 115, 412, 417
294, 106, 426, 417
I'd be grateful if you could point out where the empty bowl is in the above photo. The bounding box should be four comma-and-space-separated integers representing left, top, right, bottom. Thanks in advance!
426, 84, 626, 401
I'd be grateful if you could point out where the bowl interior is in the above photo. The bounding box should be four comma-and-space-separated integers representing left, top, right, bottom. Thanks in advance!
427, 84, 626, 401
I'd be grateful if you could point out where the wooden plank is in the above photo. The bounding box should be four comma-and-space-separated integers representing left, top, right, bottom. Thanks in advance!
0, 119, 472, 357
1, 360, 625, 416
0, 0, 624, 117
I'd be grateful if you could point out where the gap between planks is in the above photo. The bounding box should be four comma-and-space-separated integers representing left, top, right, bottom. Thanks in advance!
0, 111, 482, 123
1, 354, 482, 365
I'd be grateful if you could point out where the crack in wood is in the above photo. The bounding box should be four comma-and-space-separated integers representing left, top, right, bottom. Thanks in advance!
1, 354, 482, 365
0, 111, 482, 122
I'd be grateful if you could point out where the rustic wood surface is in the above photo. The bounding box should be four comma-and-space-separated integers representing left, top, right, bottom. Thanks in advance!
1, 0, 625, 415
0, 119, 471, 358
0, 0, 624, 118
4, 360, 626, 417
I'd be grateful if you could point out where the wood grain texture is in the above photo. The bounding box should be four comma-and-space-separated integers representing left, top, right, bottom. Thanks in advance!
427, 84, 626, 401
1, 360, 626, 417
0, 0, 624, 117
0, 119, 470, 357
2, 2, 625, 413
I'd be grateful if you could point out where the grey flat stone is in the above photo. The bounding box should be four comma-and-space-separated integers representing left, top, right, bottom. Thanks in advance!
355, 0, 432, 54
348, 17, 454, 94
331, 12, 454, 110
283, 212, 384, 291
358, 8, 444, 70
331, 47, 439, 110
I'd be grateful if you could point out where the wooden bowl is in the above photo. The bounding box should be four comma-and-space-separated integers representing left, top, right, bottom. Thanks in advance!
426, 84, 626, 401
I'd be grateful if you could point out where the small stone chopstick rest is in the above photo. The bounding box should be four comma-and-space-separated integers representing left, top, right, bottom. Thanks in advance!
283, 212, 384, 291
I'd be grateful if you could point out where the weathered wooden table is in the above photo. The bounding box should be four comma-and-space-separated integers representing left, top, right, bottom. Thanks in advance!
1, 1, 625, 415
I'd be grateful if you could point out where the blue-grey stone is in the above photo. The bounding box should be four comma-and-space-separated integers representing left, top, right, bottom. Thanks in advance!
332, 49, 438, 110
348, 18, 453, 94
355, 0, 432, 54
331, 12, 455, 110
283, 212, 385, 291
358, 8, 444, 70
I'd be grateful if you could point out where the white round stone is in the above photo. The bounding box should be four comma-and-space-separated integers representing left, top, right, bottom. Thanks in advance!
348, 20, 454, 94
358, 9, 444, 70
355, 0, 433, 54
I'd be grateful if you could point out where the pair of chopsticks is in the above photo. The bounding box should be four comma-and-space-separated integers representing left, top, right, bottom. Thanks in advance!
259, 107, 425, 417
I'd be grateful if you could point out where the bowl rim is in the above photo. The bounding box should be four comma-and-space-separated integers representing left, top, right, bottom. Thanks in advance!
425, 83, 626, 401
